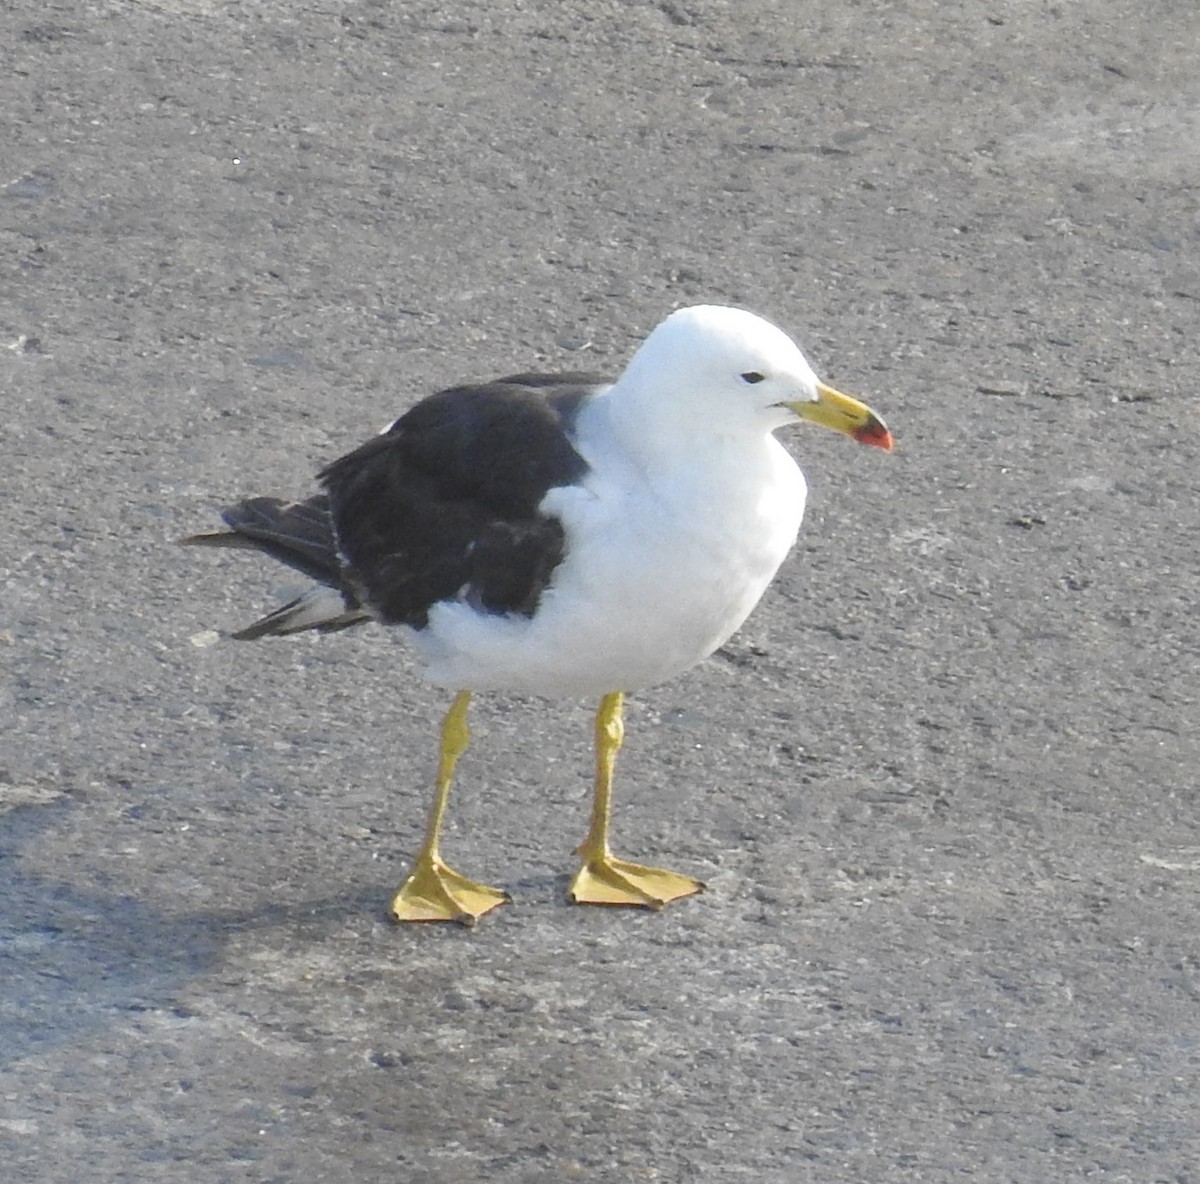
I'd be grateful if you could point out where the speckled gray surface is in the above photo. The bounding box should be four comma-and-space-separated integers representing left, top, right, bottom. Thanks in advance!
4, 1, 1200, 1180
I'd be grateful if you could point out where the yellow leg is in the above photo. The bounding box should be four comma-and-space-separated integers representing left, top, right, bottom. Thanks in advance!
391, 691, 510, 926
569, 692, 705, 910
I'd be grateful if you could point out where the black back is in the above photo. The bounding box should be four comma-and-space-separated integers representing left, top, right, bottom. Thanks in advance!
318, 374, 605, 628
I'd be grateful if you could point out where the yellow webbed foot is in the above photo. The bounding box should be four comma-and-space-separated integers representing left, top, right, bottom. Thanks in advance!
391, 855, 510, 926
569, 852, 705, 910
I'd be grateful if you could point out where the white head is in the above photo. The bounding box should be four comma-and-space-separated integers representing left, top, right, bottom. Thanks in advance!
612, 305, 892, 452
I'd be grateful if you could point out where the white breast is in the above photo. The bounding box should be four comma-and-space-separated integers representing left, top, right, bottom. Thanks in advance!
411, 419, 807, 697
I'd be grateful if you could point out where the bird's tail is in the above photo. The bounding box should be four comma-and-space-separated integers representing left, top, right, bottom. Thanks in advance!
226, 586, 370, 641
181, 495, 372, 639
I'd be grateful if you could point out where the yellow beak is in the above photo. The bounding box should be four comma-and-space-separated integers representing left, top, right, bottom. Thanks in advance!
786, 382, 893, 451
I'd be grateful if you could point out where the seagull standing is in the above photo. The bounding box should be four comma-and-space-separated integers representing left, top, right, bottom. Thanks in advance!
184, 305, 892, 924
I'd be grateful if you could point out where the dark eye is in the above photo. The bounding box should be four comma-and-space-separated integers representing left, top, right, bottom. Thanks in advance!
740, 371, 766, 384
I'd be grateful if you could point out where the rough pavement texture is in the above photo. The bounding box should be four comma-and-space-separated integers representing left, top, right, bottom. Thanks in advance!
4, 1, 1199, 1181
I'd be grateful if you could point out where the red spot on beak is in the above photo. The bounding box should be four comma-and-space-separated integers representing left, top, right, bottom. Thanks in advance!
853, 413, 894, 452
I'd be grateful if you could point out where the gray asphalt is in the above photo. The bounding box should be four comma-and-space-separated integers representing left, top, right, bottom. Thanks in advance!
4, 1, 1199, 1181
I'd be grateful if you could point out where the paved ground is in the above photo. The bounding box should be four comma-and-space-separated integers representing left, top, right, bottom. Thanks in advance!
4, 1, 1199, 1180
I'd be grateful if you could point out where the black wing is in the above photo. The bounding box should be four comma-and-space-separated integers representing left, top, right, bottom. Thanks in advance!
183, 494, 341, 586
318, 375, 604, 628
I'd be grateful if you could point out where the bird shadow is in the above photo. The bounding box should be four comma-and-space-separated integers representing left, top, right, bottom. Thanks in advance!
0, 796, 391, 1070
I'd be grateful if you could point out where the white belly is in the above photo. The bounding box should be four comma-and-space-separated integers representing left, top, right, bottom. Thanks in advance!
411, 436, 807, 697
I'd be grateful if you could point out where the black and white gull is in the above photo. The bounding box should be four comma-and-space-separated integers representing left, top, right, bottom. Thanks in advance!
184, 304, 893, 924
